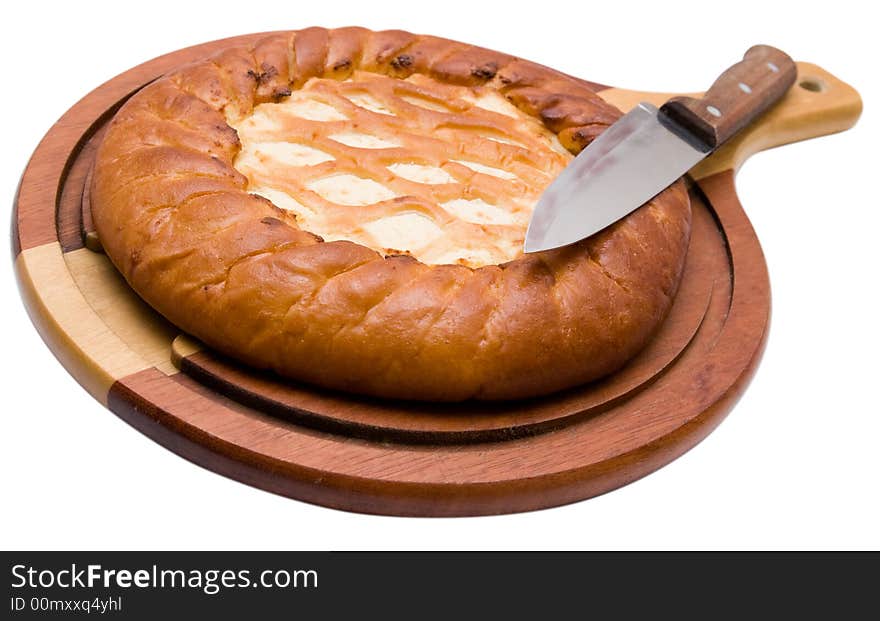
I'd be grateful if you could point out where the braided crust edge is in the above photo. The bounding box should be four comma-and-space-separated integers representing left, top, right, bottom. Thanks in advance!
91, 28, 692, 401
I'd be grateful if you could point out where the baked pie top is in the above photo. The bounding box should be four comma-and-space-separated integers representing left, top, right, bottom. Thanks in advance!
231, 71, 571, 267
90, 28, 691, 401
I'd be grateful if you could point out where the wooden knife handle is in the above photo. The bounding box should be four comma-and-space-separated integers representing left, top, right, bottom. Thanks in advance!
659, 45, 797, 151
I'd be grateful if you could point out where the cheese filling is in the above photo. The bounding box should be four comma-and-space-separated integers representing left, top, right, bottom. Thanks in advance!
231, 71, 571, 267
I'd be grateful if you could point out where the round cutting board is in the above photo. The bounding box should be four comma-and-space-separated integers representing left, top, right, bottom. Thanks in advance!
12, 34, 861, 516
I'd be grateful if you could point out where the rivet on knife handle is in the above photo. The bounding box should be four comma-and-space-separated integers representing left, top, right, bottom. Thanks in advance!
659, 45, 797, 152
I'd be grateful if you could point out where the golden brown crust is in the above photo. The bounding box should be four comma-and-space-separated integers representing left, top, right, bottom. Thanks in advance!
91, 28, 691, 401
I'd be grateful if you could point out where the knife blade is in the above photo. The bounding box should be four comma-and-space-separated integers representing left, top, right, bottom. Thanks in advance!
524, 45, 796, 253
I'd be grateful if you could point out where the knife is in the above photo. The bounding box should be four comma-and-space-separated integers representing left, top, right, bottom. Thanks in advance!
524, 45, 797, 253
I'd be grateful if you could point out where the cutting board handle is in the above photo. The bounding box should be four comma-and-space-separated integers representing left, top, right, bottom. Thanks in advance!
689, 61, 863, 180
598, 61, 862, 181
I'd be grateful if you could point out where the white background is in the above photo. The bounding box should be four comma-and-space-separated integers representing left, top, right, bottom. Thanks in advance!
1, 0, 877, 550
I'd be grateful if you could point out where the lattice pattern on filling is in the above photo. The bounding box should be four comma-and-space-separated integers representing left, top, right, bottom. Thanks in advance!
231, 71, 572, 267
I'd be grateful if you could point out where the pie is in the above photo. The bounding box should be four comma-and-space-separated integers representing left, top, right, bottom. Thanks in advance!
91, 28, 691, 401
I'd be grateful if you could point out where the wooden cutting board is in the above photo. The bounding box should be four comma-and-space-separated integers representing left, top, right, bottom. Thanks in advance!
12, 34, 862, 516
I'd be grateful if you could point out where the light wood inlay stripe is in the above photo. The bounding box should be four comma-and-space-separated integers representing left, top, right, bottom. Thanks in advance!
64, 248, 182, 375
171, 335, 203, 370
15, 243, 183, 403
16, 243, 152, 402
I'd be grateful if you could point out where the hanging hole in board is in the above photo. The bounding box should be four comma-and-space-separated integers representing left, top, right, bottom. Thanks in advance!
799, 78, 826, 93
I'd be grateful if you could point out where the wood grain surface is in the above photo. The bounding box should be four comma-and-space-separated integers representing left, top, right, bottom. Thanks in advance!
12, 33, 862, 515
